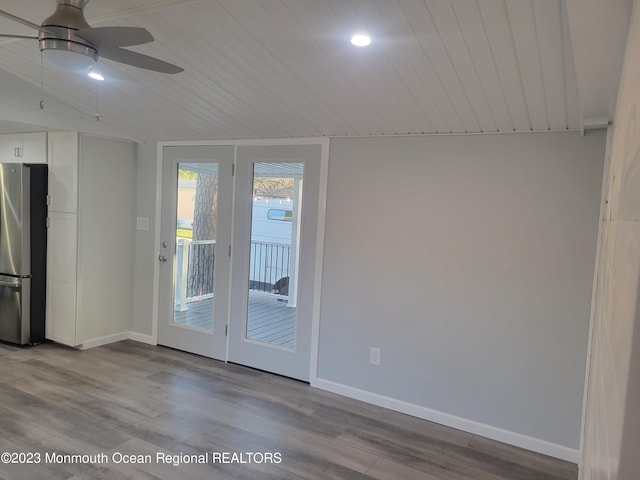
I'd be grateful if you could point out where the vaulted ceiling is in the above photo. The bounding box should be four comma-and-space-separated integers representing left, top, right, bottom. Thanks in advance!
0, 0, 632, 142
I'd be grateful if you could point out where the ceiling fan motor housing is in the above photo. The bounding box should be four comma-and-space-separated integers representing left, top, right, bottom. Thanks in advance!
39, 0, 97, 63
0, 0, 182, 73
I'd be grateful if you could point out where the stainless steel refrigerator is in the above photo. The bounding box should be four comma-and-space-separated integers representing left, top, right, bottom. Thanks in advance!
0, 164, 47, 345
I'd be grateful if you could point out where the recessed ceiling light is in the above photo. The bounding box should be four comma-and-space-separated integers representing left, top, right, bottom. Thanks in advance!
351, 34, 371, 47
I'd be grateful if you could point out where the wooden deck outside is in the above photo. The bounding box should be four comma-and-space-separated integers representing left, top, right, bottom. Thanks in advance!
173, 294, 296, 348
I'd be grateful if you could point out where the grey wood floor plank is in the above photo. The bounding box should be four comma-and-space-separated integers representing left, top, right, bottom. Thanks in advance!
106, 437, 227, 480
365, 457, 442, 480
467, 435, 579, 479
160, 404, 379, 476
0, 341, 578, 480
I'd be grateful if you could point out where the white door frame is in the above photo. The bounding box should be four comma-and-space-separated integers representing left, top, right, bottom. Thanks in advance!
151, 138, 329, 381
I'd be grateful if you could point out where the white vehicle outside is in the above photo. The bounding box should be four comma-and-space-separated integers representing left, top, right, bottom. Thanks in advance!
248, 198, 294, 295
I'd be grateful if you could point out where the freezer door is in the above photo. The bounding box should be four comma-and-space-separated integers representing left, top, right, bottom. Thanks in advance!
0, 275, 30, 345
0, 164, 30, 276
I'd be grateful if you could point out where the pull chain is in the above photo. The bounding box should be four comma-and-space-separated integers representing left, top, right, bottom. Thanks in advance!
94, 61, 100, 121
39, 52, 45, 110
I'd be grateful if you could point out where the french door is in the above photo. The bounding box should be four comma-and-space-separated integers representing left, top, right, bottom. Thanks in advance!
157, 145, 233, 360
228, 145, 321, 380
157, 143, 322, 381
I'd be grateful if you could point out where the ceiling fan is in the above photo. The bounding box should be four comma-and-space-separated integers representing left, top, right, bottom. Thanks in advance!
0, 0, 183, 74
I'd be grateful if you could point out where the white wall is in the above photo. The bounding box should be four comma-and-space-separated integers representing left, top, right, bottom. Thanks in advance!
318, 132, 605, 456
581, 0, 640, 477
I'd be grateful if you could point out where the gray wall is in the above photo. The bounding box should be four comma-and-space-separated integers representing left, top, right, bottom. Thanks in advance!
128, 131, 605, 451
319, 132, 605, 449
76, 134, 136, 342
131, 142, 158, 337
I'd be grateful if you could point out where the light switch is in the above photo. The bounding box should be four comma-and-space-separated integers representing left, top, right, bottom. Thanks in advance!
136, 217, 150, 231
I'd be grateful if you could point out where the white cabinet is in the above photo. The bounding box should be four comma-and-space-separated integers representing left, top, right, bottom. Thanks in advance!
48, 131, 78, 213
0, 132, 47, 164
45, 131, 136, 348
46, 211, 78, 346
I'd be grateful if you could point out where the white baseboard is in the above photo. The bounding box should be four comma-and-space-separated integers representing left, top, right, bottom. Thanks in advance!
128, 331, 155, 345
78, 331, 130, 350
311, 377, 578, 463
78, 331, 156, 349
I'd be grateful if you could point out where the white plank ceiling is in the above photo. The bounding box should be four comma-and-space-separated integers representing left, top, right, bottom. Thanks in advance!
0, 0, 583, 141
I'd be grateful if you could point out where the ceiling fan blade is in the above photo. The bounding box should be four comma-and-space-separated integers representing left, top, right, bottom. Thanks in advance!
0, 33, 38, 39
76, 26, 154, 48
100, 47, 184, 74
0, 10, 60, 36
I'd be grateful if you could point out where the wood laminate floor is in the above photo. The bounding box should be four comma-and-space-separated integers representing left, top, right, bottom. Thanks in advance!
0, 340, 578, 480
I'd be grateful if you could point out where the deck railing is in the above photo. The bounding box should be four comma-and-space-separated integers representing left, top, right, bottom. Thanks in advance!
248, 241, 291, 294
175, 238, 291, 311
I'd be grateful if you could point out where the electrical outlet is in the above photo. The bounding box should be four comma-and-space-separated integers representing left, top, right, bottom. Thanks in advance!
369, 347, 381, 366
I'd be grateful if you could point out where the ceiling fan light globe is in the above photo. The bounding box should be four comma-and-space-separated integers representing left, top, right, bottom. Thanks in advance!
88, 70, 104, 81
41, 40, 97, 72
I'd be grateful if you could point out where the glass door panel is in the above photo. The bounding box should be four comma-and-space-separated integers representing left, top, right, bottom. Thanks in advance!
173, 162, 218, 331
245, 163, 304, 349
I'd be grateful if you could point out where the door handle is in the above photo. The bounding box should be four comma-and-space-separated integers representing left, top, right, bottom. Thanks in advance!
158, 255, 168, 262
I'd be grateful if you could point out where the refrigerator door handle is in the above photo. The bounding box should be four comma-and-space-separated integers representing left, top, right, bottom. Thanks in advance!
0, 278, 21, 288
